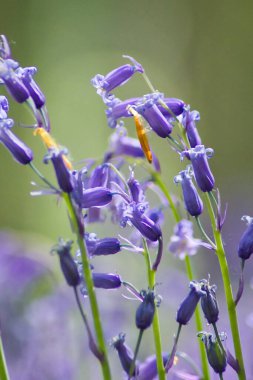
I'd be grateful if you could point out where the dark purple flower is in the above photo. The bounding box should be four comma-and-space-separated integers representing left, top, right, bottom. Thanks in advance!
92, 273, 122, 289
88, 164, 109, 188
128, 169, 144, 203
0, 35, 11, 59
91, 56, 143, 95
52, 239, 80, 287
174, 166, 203, 216
16, 67, 46, 109
198, 332, 227, 374
0, 59, 30, 103
168, 220, 211, 260
176, 281, 204, 325
112, 333, 138, 376
136, 290, 155, 330
0, 118, 33, 164
91, 237, 121, 256
182, 107, 202, 148
136, 98, 173, 138
238, 215, 253, 261
200, 279, 219, 324
44, 148, 74, 193
81, 187, 113, 208
181, 145, 215, 193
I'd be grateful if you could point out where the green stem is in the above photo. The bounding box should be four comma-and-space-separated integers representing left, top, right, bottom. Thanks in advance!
195, 216, 216, 249
0, 337, 10, 380
212, 323, 225, 354
29, 162, 59, 192
205, 193, 246, 380
143, 239, 166, 380
219, 374, 224, 380
165, 324, 182, 370
152, 173, 211, 380
128, 329, 144, 379
64, 193, 111, 380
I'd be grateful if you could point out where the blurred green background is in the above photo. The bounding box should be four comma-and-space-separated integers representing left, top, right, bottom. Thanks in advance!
1, 0, 253, 379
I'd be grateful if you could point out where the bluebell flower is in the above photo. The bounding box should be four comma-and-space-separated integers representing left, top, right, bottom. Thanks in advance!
198, 332, 227, 374
137, 353, 169, 380
168, 220, 211, 260
112, 333, 138, 377
105, 95, 141, 128
91, 55, 143, 96
200, 279, 219, 324
0, 117, 33, 165
88, 164, 109, 188
0, 59, 30, 103
0, 96, 9, 119
182, 107, 202, 147
176, 281, 205, 325
181, 145, 215, 192
0, 35, 11, 59
136, 96, 173, 138
90, 237, 121, 256
91, 272, 122, 289
174, 166, 203, 216
44, 148, 74, 193
157, 97, 185, 118
135, 289, 156, 330
16, 66, 46, 109
127, 168, 144, 203
238, 215, 253, 261
81, 187, 113, 208
52, 239, 80, 287
109, 127, 146, 158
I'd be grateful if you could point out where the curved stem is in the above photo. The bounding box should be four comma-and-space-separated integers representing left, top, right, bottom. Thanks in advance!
64, 194, 111, 380
0, 336, 10, 380
152, 173, 211, 380
29, 162, 60, 192
128, 329, 144, 379
143, 239, 166, 380
165, 323, 182, 371
205, 192, 246, 380
195, 216, 216, 249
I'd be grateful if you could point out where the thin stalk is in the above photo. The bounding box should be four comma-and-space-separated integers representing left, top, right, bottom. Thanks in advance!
0, 337, 10, 380
165, 323, 182, 370
212, 323, 225, 354
128, 329, 144, 379
195, 216, 216, 249
219, 373, 224, 380
64, 193, 111, 380
152, 173, 211, 380
29, 162, 59, 192
143, 239, 166, 380
205, 192, 246, 380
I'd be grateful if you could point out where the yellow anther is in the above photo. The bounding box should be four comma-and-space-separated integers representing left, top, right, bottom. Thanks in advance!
127, 106, 153, 164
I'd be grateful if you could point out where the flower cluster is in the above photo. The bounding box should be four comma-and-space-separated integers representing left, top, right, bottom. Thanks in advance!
0, 35, 250, 380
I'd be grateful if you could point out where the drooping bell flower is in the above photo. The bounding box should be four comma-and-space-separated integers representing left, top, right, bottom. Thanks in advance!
182, 107, 202, 147
0, 95, 9, 119
92, 272, 122, 289
112, 333, 138, 377
135, 289, 155, 330
176, 281, 204, 325
91, 55, 143, 96
174, 166, 203, 216
0, 117, 33, 165
105, 95, 141, 128
157, 97, 185, 118
136, 97, 173, 138
52, 239, 80, 287
131, 206, 162, 242
81, 187, 113, 208
0, 59, 30, 103
44, 148, 74, 193
181, 145, 215, 193
238, 215, 253, 261
200, 279, 219, 324
16, 66, 46, 109
91, 237, 121, 256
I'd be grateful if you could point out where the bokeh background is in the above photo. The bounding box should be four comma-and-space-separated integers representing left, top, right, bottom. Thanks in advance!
1, 0, 253, 379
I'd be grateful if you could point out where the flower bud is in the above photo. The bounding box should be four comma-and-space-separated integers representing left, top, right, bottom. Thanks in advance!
17, 67, 46, 109
176, 281, 204, 325
52, 239, 80, 287
92, 238, 121, 256
200, 280, 219, 324
238, 215, 253, 260
135, 290, 155, 330
182, 108, 202, 148
131, 207, 162, 242
0, 60, 30, 103
198, 332, 227, 374
174, 166, 203, 216
181, 145, 215, 193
